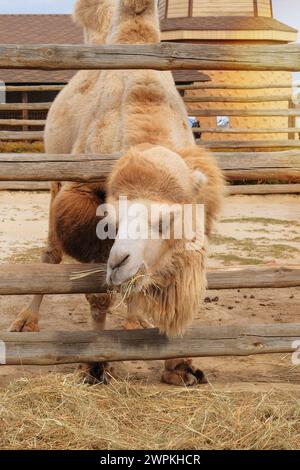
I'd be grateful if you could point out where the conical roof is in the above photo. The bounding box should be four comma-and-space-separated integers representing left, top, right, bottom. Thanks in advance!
159, 0, 297, 42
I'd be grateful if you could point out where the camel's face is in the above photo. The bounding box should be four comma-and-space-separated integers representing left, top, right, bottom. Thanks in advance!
106, 199, 178, 287
106, 146, 208, 287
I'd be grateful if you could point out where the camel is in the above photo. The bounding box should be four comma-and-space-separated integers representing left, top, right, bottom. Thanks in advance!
9, 0, 224, 386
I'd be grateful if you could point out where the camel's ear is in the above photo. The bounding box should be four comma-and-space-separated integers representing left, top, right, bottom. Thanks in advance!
192, 170, 208, 193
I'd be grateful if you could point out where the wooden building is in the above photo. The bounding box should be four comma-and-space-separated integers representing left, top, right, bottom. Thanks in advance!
0, 14, 209, 132
159, 0, 298, 141
0, 15, 84, 131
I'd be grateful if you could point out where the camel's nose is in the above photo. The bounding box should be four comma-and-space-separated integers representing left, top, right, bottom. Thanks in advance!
107, 252, 132, 286
109, 253, 131, 272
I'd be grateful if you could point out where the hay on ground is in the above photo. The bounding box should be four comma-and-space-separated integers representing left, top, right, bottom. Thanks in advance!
0, 374, 300, 450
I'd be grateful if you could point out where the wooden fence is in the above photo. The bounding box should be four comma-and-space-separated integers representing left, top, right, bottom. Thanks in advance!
0, 43, 300, 141
1, 43, 300, 365
1, 324, 300, 365
0, 151, 299, 182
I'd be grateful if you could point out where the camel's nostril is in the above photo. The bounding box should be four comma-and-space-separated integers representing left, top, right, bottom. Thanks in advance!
110, 254, 130, 271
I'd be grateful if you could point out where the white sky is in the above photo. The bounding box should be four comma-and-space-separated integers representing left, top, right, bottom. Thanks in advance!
0, 0, 75, 14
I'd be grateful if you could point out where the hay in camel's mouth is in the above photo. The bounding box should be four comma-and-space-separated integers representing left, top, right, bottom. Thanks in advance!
69, 267, 107, 281
69, 267, 152, 310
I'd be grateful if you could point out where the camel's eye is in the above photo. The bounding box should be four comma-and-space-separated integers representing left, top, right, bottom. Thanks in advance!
158, 217, 164, 235
158, 215, 173, 239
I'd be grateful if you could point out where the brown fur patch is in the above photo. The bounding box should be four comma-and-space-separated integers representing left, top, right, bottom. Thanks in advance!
53, 183, 113, 263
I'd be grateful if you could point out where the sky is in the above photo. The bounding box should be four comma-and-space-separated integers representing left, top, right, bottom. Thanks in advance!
0, 0, 298, 36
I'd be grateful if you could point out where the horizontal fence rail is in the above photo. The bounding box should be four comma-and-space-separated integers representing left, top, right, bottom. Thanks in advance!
2, 84, 299, 92
1, 133, 300, 147
0, 131, 44, 140
228, 184, 300, 195
0, 264, 299, 295
0, 43, 300, 71
194, 128, 300, 134
198, 141, 300, 149
1, 125, 299, 139
187, 109, 300, 117
2, 105, 299, 115
177, 83, 300, 90
184, 95, 293, 103
0, 84, 64, 92
1, 324, 300, 365
0, 182, 50, 191
0, 119, 46, 127
3, 105, 300, 113
1, 182, 300, 194
1, 125, 299, 133
0, 151, 299, 182
0, 102, 51, 111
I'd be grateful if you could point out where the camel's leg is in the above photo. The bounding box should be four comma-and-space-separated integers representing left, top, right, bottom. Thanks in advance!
162, 358, 208, 387
80, 293, 115, 385
9, 183, 62, 333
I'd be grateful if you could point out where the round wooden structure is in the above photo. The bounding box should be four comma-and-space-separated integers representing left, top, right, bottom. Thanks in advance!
159, 0, 298, 141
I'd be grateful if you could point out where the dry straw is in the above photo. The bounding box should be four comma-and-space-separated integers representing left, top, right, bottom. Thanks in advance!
69, 267, 107, 281
70, 267, 154, 311
1, 373, 300, 450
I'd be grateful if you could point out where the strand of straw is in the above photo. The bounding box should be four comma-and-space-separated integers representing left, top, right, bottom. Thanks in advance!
69, 267, 106, 281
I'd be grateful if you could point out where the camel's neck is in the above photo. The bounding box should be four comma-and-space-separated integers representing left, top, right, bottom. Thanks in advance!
106, 0, 160, 44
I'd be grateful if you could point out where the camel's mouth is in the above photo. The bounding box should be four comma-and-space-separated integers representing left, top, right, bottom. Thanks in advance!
116, 268, 150, 295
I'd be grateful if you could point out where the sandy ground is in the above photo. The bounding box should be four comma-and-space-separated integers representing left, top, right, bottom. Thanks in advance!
0, 191, 300, 391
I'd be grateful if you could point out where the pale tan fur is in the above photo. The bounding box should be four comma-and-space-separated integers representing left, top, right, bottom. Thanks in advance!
107, 145, 224, 337
10, 0, 224, 385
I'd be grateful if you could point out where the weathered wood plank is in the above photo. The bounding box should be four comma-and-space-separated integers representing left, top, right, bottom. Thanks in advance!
1, 83, 296, 92
184, 95, 292, 103
194, 128, 300, 134
1, 324, 300, 365
228, 184, 300, 195
1, 182, 299, 195
0, 153, 120, 182
0, 264, 299, 295
178, 83, 300, 90
0, 131, 44, 140
1, 85, 65, 92
189, 109, 300, 117
0, 102, 51, 111
0, 119, 46, 127
206, 265, 300, 289
0, 182, 49, 191
0, 151, 299, 182
0, 43, 300, 71
199, 140, 300, 149
0, 125, 298, 133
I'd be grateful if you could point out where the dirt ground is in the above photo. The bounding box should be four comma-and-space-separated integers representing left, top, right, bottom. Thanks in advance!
0, 191, 300, 392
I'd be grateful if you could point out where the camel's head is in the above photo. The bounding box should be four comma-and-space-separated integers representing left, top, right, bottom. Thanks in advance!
105, 146, 207, 288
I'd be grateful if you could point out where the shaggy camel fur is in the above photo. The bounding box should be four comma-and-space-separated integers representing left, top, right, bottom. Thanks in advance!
9, 0, 224, 386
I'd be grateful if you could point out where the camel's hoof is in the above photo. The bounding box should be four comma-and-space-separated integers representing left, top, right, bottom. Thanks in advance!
162, 360, 208, 386
9, 316, 40, 332
79, 362, 114, 385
